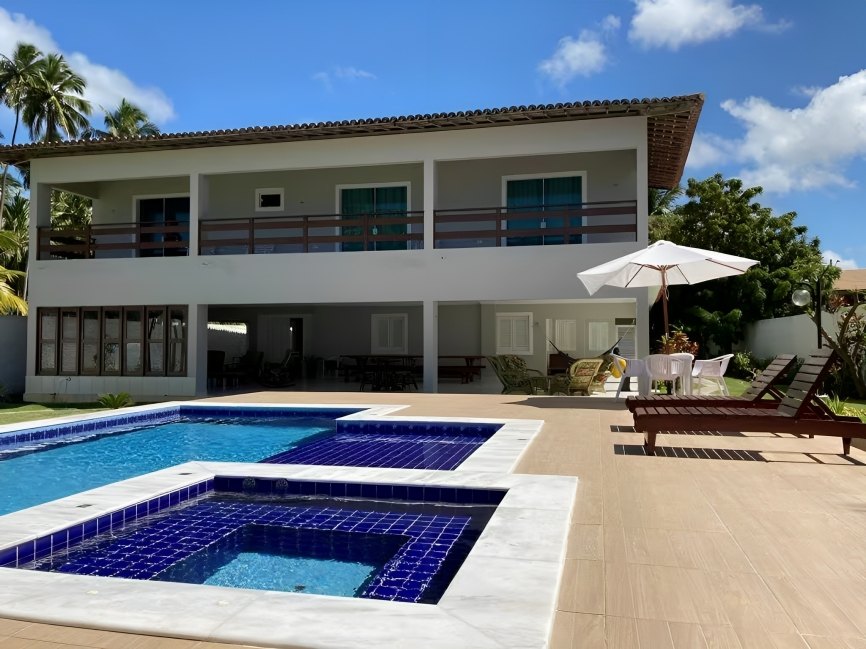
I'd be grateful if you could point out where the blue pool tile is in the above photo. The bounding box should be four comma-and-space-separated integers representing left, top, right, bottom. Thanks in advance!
0, 546, 17, 567
97, 515, 112, 534
67, 524, 83, 544
345, 483, 361, 498
34, 536, 52, 560
17, 541, 34, 564
50, 530, 68, 552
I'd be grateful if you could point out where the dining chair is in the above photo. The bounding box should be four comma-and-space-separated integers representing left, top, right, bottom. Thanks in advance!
670, 352, 695, 395
692, 354, 734, 395
644, 355, 685, 395
612, 354, 648, 402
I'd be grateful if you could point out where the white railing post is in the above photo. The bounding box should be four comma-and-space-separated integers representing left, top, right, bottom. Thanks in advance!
423, 300, 438, 393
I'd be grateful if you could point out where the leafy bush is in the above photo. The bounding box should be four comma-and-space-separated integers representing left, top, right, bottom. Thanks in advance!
658, 330, 699, 355
729, 352, 776, 380
823, 396, 866, 423
97, 392, 134, 409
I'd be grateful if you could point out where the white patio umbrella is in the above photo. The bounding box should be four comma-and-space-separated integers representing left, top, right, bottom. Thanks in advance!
577, 240, 759, 336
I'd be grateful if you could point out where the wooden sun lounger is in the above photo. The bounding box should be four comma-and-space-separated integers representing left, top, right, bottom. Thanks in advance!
633, 349, 866, 456
626, 353, 799, 413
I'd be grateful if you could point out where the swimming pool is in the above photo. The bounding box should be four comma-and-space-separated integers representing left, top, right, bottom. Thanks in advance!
0, 405, 502, 516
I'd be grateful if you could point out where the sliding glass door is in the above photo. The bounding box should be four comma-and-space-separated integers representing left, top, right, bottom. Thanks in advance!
340, 186, 408, 251
505, 175, 583, 246
139, 197, 190, 257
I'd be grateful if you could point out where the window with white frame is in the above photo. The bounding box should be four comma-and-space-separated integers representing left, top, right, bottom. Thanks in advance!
371, 314, 408, 354
255, 188, 284, 212
587, 321, 610, 353
546, 319, 577, 351
497, 313, 532, 355
614, 319, 637, 359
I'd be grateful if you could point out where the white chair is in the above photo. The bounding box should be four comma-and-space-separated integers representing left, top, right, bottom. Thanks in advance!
644, 355, 684, 395
612, 354, 648, 402
692, 354, 734, 395
670, 352, 695, 395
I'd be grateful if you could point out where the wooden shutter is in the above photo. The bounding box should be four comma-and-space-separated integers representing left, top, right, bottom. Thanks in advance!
37, 308, 58, 375
59, 308, 80, 375
496, 314, 532, 354
371, 314, 408, 354
555, 319, 577, 351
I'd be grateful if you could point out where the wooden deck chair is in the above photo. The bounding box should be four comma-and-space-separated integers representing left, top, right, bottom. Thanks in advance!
626, 353, 799, 413
633, 349, 866, 456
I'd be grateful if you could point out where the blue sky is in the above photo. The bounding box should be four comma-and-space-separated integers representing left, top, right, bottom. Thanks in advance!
1, 0, 863, 267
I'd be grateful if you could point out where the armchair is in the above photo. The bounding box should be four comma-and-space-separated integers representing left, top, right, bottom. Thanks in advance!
487, 355, 545, 395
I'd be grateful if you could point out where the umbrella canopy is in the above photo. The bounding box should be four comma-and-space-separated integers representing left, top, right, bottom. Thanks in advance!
577, 240, 759, 335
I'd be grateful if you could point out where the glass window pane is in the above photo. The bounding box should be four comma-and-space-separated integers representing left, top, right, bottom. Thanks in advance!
169, 341, 186, 374
40, 343, 56, 370
125, 342, 141, 373
82, 342, 99, 371
104, 310, 120, 340
165, 197, 190, 223
41, 312, 57, 340
104, 343, 119, 372
148, 342, 164, 373
61, 311, 77, 340
139, 198, 165, 224
126, 310, 142, 340
147, 310, 164, 340
169, 309, 186, 339
61, 342, 77, 373
83, 311, 100, 340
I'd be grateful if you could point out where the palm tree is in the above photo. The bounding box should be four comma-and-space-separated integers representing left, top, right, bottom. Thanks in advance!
83, 98, 160, 138
22, 53, 91, 143
0, 231, 27, 315
0, 43, 43, 229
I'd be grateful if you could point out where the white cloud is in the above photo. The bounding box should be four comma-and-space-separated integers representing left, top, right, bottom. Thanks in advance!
823, 250, 859, 270
538, 15, 621, 85
313, 66, 376, 89
0, 8, 175, 126
629, 0, 779, 50
686, 70, 866, 194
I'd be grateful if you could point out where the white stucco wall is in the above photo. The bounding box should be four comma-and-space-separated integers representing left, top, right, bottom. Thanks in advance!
740, 313, 838, 359
25, 116, 650, 399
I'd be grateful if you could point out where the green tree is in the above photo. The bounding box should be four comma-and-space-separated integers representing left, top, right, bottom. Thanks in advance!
83, 98, 160, 138
648, 185, 683, 242
0, 43, 43, 229
22, 53, 91, 143
51, 190, 92, 229
653, 174, 829, 351
0, 231, 27, 314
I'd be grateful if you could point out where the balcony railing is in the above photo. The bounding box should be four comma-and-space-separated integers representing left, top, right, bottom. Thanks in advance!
199, 211, 424, 255
37, 222, 190, 260
433, 200, 637, 249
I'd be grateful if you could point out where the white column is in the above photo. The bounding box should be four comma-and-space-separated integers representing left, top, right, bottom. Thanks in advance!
189, 173, 208, 257
191, 304, 209, 396
423, 158, 437, 251
635, 291, 651, 395
636, 117, 650, 248
25, 183, 53, 378
423, 300, 438, 393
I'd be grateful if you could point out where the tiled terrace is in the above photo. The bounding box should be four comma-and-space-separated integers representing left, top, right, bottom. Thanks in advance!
2, 392, 866, 649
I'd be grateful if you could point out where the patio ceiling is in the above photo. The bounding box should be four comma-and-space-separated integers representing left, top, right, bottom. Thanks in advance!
0, 94, 704, 189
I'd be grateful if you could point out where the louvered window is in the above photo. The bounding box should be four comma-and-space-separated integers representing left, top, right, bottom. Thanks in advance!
371, 314, 408, 354
496, 313, 532, 355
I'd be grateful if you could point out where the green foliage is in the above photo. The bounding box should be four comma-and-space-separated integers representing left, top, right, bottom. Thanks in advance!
728, 351, 774, 380
22, 53, 91, 142
823, 396, 866, 423
650, 174, 830, 351
96, 392, 134, 409
83, 98, 161, 139
51, 190, 92, 229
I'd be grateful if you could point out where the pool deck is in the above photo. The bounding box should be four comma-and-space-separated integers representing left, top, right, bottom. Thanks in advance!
3, 391, 866, 648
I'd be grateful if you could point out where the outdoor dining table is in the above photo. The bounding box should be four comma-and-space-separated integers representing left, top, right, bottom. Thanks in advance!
438, 355, 487, 383
343, 355, 421, 391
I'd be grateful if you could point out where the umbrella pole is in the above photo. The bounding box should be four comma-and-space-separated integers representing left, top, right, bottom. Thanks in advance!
662, 268, 670, 338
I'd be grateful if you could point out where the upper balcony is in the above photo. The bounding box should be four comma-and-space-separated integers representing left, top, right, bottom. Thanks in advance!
35, 149, 641, 261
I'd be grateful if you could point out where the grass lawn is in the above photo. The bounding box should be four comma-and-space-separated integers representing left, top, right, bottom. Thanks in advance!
723, 376, 751, 397
0, 403, 107, 426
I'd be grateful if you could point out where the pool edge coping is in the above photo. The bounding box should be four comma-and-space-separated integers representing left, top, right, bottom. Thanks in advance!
0, 464, 576, 649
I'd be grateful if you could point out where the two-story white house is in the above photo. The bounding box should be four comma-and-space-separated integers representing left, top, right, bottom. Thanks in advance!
2, 93, 703, 401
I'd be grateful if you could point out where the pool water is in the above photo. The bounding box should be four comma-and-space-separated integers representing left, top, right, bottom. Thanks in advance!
162, 524, 405, 596
0, 417, 333, 515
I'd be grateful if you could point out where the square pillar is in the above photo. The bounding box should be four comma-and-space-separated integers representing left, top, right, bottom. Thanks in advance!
423, 300, 438, 393
636, 291, 651, 395
189, 173, 208, 257
191, 304, 209, 396
423, 159, 437, 251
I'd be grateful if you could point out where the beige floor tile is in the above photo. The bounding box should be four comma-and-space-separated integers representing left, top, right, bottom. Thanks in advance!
669, 623, 709, 649
803, 637, 851, 649
571, 614, 604, 649
603, 526, 628, 564
0, 621, 31, 638
629, 563, 667, 621
764, 576, 861, 637
558, 560, 605, 615
604, 562, 635, 618
636, 618, 675, 649
548, 610, 575, 649
769, 634, 812, 649
653, 565, 701, 624
568, 524, 603, 561
605, 616, 639, 649
701, 625, 745, 649
11, 626, 142, 649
